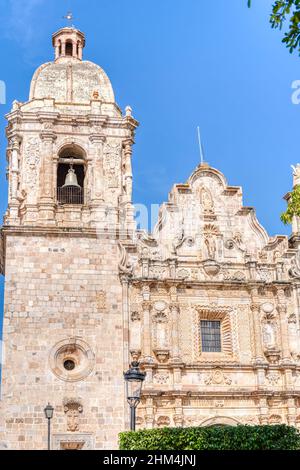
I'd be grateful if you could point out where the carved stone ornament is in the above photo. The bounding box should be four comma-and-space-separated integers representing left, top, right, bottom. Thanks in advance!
63, 398, 83, 432
153, 349, 170, 363
200, 187, 214, 214
118, 242, 133, 275
289, 250, 300, 279
265, 372, 281, 386
103, 140, 121, 188
96, 290, 106, 310
153, 373, 170, 385
264, 348, 281, 364
131, 311, 141, 322
156, 416, 171, 427
153, 311, 168, 323
204, 369, 232, 386
202, 259, 220, 276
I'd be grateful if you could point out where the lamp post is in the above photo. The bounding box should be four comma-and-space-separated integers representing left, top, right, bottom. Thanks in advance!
124, 361, 146, 431
44, 403, 54, 450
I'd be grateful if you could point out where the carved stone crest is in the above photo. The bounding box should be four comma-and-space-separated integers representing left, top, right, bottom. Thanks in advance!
63, 398, 83, 432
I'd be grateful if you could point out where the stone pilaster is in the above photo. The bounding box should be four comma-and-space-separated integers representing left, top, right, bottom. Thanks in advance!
170, 302, 181, 362
38, 131, 56, 222
8, 136, 21, 222
250, 302, 264, 363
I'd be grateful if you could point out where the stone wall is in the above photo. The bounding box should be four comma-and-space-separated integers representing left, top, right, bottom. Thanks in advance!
1, 232, 125, 450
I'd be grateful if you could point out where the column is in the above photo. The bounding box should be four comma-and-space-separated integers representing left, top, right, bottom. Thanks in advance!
173, 397, 184, 427
250, 302, 264, 362
88, 134, 106, 226
122, 139, 135, 234
276, 288, 291, 363
39, 131, 56, 222
9, 136, 21, 222
61, 41, 66, 56
123, 139, 133, 201
145, 397, 155, 429
170, 302, 181, 362
287, 398, 296, 427
142, 301, 152, 359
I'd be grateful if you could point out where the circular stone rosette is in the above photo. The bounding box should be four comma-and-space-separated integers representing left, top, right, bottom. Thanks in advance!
49, 338, 95, 382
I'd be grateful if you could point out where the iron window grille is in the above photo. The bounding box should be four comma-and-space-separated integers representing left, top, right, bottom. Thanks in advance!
200, 320, 222, 352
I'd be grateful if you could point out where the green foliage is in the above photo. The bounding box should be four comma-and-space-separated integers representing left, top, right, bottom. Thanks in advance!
248, 1, 300, 55
119, 424, 300, 450
281, 185, 300, 224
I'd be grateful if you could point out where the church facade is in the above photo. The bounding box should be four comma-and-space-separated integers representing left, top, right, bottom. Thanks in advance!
1, 27, 300, 450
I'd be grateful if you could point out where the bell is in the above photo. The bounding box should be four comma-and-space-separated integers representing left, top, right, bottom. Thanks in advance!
62, 166, 81, 188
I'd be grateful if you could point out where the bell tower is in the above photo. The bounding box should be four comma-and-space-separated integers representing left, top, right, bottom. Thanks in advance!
0, 27, 138, 449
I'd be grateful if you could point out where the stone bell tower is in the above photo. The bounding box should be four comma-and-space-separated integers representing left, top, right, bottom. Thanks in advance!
0, 27, 138, 450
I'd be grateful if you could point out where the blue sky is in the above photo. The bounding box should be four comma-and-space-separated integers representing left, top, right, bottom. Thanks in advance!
0, 0, 299, 334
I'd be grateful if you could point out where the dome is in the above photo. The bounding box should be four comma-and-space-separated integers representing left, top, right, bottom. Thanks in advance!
29, 60, 115, 104
29, 27, 115, 104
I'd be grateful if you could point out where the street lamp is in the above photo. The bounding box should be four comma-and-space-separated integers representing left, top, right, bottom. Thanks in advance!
124, 361, 146, 431
44, 403, 54, 450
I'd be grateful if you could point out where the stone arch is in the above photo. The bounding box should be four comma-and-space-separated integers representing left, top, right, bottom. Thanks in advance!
200, 416, 241, 427
56, 139, 88, 159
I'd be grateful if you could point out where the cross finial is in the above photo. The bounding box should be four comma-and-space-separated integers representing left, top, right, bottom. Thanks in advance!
63, 11, 74, 27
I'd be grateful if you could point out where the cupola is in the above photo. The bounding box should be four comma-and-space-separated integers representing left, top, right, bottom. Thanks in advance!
52, 27, 85, 61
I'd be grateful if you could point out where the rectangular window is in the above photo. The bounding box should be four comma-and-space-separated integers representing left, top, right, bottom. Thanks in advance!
200, 320, 221, 352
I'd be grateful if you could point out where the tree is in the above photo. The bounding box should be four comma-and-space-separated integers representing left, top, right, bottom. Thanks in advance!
281, 186, 300, 224
248, 1, 300, 55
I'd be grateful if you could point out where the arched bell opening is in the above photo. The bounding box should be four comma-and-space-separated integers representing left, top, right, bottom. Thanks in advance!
57, 145, 86, 205
65, 41, 73, 57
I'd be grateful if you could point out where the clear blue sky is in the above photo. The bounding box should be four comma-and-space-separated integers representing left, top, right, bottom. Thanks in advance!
0, 0, 299, 335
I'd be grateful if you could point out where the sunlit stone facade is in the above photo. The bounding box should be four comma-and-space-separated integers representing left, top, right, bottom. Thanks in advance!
1, 27, 300, 450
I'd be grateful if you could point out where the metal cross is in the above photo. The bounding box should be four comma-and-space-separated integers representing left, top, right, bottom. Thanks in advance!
63, 11, 74, 27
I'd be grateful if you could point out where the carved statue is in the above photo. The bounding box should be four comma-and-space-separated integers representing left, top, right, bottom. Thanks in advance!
204, 236, 216, 259
262, 323, 277, 349
291, 164, 300, 187
200, 187, 214, 214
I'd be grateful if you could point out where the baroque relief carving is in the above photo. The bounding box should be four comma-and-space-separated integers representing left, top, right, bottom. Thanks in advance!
204, 369, 232, 386
200, 187, 214, 214
289, 250, 300, 279
103, 140, 121, 188
63, 398, 83, 432
153, 373, 170, 385
25, 137, 40, 190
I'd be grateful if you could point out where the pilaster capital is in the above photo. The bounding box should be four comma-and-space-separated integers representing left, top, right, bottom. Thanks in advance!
277, 303, 287, 314
169, 302, 180, 313
142, 301, 152, 312
123, 138, 133, 155
11, 134, 22, 149
89, 134, 106, 144
40, 131, 57, 143
250, 303, 260, 313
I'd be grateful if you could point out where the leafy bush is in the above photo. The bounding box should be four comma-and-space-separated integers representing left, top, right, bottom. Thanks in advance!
119, 425, 300, 450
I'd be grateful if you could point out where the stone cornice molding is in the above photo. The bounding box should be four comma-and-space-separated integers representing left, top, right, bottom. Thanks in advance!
194, 304, 233, 316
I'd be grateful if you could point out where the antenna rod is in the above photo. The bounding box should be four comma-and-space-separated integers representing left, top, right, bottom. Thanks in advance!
197, 126, 204, 165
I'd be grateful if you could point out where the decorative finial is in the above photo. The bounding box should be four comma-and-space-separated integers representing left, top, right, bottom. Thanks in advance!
197, 126, 205, 165
291, 164, 300, 187
125, 106, 132, 117
63, 11, 74, 27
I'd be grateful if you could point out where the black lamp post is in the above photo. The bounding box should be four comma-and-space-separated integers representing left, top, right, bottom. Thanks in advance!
44, 403, 54, 450
124, 361, 146, 431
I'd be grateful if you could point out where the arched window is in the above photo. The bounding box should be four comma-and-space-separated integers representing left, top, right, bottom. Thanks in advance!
57, 145, 86, 205
65, 41, 73, 57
